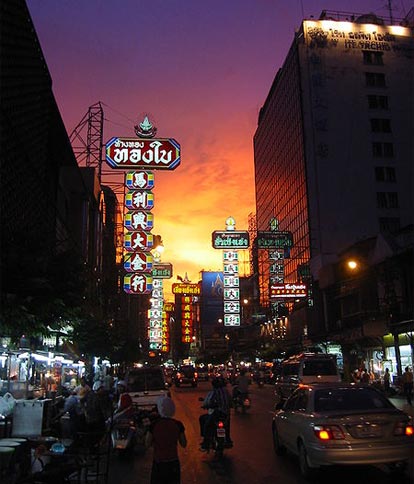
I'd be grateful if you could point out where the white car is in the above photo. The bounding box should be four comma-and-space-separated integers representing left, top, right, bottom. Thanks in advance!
272, 383, 414, 479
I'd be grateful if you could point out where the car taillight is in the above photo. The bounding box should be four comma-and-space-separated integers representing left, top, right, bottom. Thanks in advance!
394, 421, 414, 436
313, 425, 345, 440
217, 420, 225, 429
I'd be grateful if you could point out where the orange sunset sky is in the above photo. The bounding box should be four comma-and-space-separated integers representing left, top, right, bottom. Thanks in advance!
26, 0, 391, 299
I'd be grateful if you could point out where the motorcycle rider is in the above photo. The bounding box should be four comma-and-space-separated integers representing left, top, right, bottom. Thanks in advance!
232, 369, 250, 402
113, 392, 135, 423
199, 376, 233, 450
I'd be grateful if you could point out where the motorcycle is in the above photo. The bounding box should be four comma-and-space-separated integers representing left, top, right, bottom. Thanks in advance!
110, 407, 153, 455
233, 390, 251, 414
110, 417, 137, 454
199, 398, 232, 458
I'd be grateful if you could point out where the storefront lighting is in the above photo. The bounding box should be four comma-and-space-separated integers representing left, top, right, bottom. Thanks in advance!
32, 353, 50, 362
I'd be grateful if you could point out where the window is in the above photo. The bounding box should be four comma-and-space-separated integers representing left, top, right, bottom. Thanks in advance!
376, 192, 399, 209
379, 217, 400, 233
363, 51, 384, 65
388, 192, 399, 208
375, 167, 396, 182
373, 142, 394, 157
367, 95, 388, 109
365, 72, 386, 87
371, 118, 391, 133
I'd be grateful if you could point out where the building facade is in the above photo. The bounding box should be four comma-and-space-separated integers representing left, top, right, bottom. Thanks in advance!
0, 1, 122, 362
253, 10, 413, 377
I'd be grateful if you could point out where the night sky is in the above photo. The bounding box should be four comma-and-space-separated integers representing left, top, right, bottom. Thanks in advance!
26, 0, 404, 297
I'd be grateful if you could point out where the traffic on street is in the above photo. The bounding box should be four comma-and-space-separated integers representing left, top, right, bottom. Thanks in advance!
107, 379, 414, 484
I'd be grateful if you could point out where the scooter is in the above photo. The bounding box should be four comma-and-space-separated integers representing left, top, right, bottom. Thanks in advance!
199, 398, 232, 459
233, 390, 251, 414
110, 417, 137, 454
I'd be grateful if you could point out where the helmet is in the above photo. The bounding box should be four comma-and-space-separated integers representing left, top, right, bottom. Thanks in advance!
92, 381, 104, 392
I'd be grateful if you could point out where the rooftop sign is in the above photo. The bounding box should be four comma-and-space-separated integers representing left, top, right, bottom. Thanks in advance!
256, 231, 293, 249
212, 231, 250, 249
106, 137, 180, 170
172, 283, 201, 295
270, 283, 307, 299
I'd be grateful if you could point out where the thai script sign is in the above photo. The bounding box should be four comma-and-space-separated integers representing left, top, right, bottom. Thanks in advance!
270, 283, 308, 299
106, 137, 180, 170
172, 283, 201, 295
304, 20, 411, 52
152, 263, 173, 279
256, 231, 293, 249
212, 231, 249, 249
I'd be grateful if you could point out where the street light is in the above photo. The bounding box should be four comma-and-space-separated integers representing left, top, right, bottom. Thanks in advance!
347, 259, 358, 271
242, 298, 249, 323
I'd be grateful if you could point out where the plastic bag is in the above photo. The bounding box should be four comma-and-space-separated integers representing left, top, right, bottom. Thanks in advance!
0, 392, 16, 416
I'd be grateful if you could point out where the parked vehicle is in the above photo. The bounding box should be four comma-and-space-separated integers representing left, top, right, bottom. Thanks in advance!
111, 416, 137, 454
124, 366, 169, 408
175, 365, 198, 387
274, 353, 341, 402
196, 366, 209, 381
272, 383, 414, 479
122, 366, 168, 448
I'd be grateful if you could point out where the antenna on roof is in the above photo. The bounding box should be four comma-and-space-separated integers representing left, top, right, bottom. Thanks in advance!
387, 0, 394, 24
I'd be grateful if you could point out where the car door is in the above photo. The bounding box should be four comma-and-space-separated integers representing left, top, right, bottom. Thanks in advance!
279, 388, 309, 453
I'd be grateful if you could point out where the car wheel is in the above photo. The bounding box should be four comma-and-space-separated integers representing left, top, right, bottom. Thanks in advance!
272, 424, 286, 456
298, 441, 315, 480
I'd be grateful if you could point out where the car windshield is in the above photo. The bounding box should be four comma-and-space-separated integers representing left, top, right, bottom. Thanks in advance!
302, 359, 337, 376
314, 387, 395, 412
127, 369, 165, 391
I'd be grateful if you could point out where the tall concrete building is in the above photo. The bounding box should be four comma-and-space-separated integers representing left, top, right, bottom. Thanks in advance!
253, 10, 413, 367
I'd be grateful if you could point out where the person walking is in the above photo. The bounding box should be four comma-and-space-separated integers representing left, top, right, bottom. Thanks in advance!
402, 366, 413, 405
145, 396, 187, 484
383, 368, 391, 393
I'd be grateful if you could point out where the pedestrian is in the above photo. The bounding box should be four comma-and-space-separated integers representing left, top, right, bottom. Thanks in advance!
55, 390, 85, 439
81, 380, 112, 446
360, 368, 370, 385
401, 366, 413, 405
145, 396, 187, 484
383, 368, 391, 393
